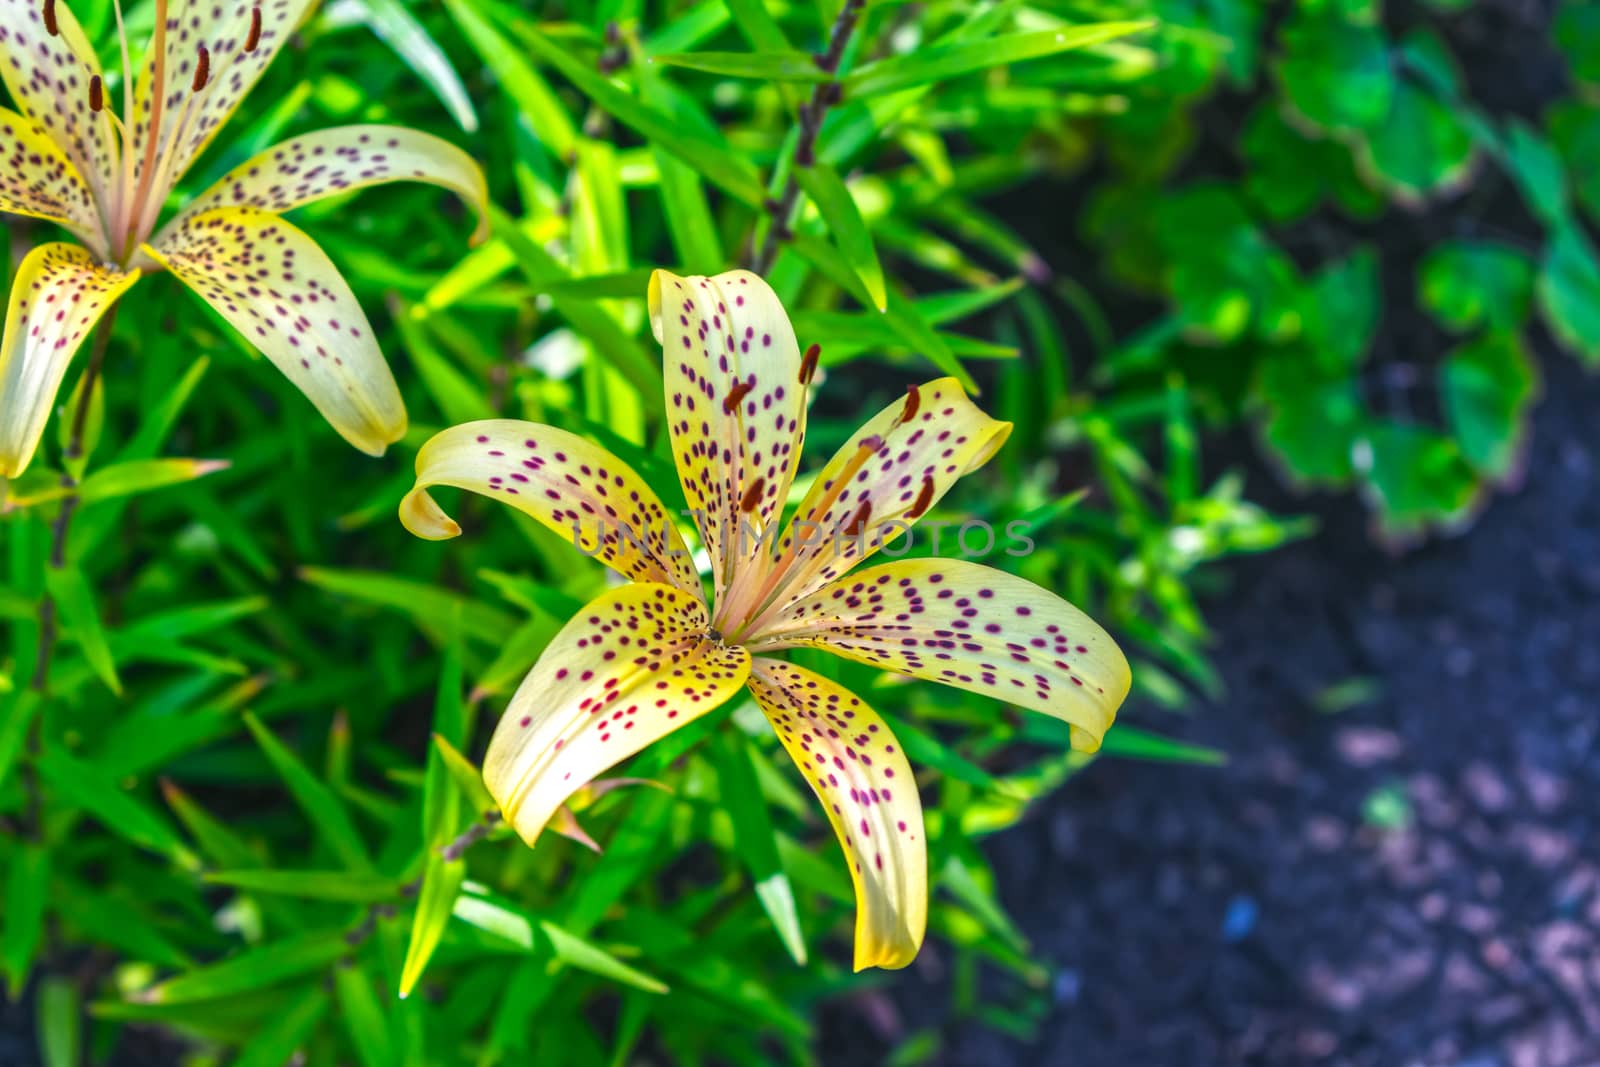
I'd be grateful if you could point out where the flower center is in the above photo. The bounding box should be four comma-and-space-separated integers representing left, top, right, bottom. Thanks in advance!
46, 0, 263, 264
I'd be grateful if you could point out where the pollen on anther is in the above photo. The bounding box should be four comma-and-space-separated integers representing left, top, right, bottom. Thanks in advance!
192, 44, 211, 92
244, 6, 264, 51
799, 342, 821, 384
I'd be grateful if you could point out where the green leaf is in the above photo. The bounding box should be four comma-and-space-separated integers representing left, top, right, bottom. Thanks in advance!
1418, 240, 1535, 333
1539, 224, 1600, 366
1276, 12, 1394, 133
710, 732, 807, 965
335, 962, 395, 1067
539, 921, 669, 995
3, 844, 49, 996
122, 357, 208, 460
1356, 81, 1475, 202
432, 734, 498, 818
399, 854, 465, 998
298, 566, 517, 646
37, 975, 80, 1067
442, 0, 573, 155
143, 930, 349, 1004
654, 147, 724, 275
1302, 249, 1379, 371
1257, 351, 1364, 487
1355, 422, 1481, 543
0, 690, 41, 788
159, 779, 261, 870
490, 209, 662, 396
844, 24, 1154, 98
515, 28, 766, 206
358, 0, 478, 132
36, 749, 186, 859
232, 988, 329, 1067
44, 564, 119, 695
1502, 121, 1570, 227
1549, 100, 1600, 224
1556, 0, 1600, 86
651, 50, 830, 81
56, 366, 104, 481
794, 162, 887, 311
203, 869, 403, 902
1441, 332, 1538, 480
243, 713, 373, 872
1100, 724, 1227, 765
77, 457, 230, 504
393, 301, 496, 424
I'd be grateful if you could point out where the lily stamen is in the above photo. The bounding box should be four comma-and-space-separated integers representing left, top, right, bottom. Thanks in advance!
244, 6, 262, 52
191, 43, 210, 92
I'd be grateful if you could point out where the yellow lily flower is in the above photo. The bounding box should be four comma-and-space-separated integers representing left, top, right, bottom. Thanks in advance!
401, 270, 1131, 971
0, 0, 487, 477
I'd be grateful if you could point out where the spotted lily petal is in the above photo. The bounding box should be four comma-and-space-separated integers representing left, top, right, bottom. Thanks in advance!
0, 107, 107, 254
142, 206, 405, 455
746, 657, 925, 971
399, 419, 702, 595
751, 559, 1130, 752
131, 0, 314, 195
648, 269, 805, 605
0, 243, 138, 477
0, 0, 117, 223
158, 125, 488, 244
763, 378, 1011, 614
484, 582, 750, 845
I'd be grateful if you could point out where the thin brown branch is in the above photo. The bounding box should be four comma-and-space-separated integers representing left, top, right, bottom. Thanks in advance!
748, 0, 868, 273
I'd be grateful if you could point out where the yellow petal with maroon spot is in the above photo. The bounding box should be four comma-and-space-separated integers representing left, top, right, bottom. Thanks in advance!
761, 377, 1010, 616
159, 125, 488, 245
751, 559, 1130, 752
648, 269, 805, 606
130, 0, 315, 197
483, 582, 749, 846
0, 243, 138, 477
0, 0, 117, 222
143, 206, 406, 456
399, 419, 703, 597
0, 107, 106, 255
747, 657, 926, 971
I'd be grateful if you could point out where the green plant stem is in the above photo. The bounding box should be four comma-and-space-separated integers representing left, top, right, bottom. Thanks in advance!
23, 306, 120, 840
348, 812, 502, 949
748, 0, 867, 273
32, 304, 120, 692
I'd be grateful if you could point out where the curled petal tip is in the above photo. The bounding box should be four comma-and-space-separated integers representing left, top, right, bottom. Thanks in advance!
400, 487, 463, 541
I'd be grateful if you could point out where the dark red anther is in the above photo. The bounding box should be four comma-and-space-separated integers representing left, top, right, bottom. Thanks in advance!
244, 6, 262, 51
799, 343, 820, 385
842, 500, 873, 537
88, 75, 103, 113
722, 380, 754, 415
42, 0, 58, 36
739, 476, 766, 514
907, 476, 935, 519
901, 383, 921, 422
192, 44, 210, 91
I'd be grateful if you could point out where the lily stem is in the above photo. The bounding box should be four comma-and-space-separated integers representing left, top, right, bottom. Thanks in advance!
24, 304, 120, 841
748, 0, 867, 274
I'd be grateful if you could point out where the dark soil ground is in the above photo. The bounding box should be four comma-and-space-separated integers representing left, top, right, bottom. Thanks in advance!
825, 3, 1600, 1065
845, 346, 1598, 1067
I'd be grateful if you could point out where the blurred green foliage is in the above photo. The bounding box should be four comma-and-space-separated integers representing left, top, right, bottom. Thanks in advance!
1084, 0, 1595, 545
0, 0, 1590, 1064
